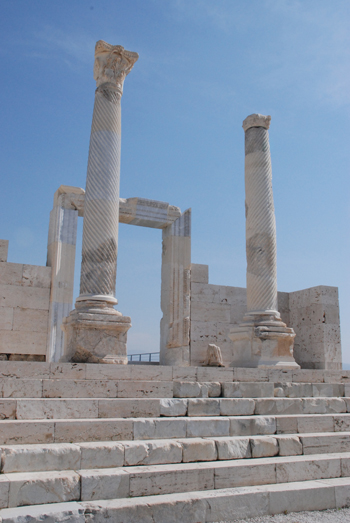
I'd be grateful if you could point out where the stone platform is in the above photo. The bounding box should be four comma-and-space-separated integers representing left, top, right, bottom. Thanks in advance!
0, 362, 350, 522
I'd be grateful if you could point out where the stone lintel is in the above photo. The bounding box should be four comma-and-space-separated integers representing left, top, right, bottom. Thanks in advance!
243, 113, 271, 132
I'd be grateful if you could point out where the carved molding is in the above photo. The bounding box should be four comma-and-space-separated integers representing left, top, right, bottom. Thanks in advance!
242, 113, 271, 132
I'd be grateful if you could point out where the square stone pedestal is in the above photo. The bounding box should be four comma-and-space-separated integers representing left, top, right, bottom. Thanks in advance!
229, 324, 299, 369
61, 306, 131, 364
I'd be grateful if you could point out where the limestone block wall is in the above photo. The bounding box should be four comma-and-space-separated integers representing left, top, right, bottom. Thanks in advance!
190, 264, 341, 370
0, 240, 51, 361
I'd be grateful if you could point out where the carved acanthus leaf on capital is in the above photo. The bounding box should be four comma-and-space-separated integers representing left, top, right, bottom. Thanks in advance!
93, 40, 139, 93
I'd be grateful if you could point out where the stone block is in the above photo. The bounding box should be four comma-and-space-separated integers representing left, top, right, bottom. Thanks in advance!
297, 414, 334, 434
0, 331, 47, 356
203, 382, 221, 397
22, 265, 51, 288
118, 380, 172, 398
0, 240, 9, 263
80, 468, 129, 501
1, 379, 43, 398
7, 470, 80, 507
334, 477, 350, 508
124, 440, 182, 466
187, 399, 220, 417
128, 463, 214, 497
220, 398, 255, 416
12, 308, 49, 333
223, 382, 274, 398
191, 283, 221, 303
214, 437, 251, 460
54, 419, 133, 443
172, 366, 197, 382
191, 264, 208, 284
0, 475, 9, 508
326, 371, 350, 384
133, 419, 187, 440
0, 400, 16, 420
268, 479, 336, 514
255, 398, 302, 415
0, 264, 23, 286
214, 460, 276, 489
0, 362, 50, 379
191, 301, 230, 323
0, 308, 13, 331
277, 455, 341, 483
276, 416, 298, 434
0, 421, 55, 445
280, 382, 313, 398
130, 366, 173, 381
292, 369, 324, 383
16, 399, 98, 420
301, 434, 350, 454
334, 414, 350, 432
79, 442, 124, 469
204, 487, 269, 522
0, 284, 50, 311
313, 383, 344, 397
49, 363, 87, 380
232, 368, 269, 382
197, 367, 233, 382
160, 398, 187, 417
230, 416, 276, 437
278, 436, 303, 456
187, 418, 229, 438
250, 437, 279, 458
1, 443, 81, 473
42, 379, 117, 398
98, 398, 160, 418
179, 438, 217, 462
85, 364, 131, 381
173, 381, 201, 398
302, 397, 346, 414
268, 369, 293, 383
0, 502, 85, 522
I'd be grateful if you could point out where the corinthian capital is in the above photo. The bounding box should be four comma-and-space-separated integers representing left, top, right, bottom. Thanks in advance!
93, 40, 139, 93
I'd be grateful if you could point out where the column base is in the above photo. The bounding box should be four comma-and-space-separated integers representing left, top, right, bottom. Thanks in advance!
61, 302, 131, 364
229, 321, 299, 369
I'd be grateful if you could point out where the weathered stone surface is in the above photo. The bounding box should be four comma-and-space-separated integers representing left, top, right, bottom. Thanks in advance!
276, 455, 341, 483
42, 379, 117, 399
187, 399, 220, 417
223, 382, 274, 398
255, 398, 302, 415
230, 416, 276, 436
98, 398, 160, 418
297, 414, 334, 433
7, 470, 80, 507
191, 264, 209, 284
173, 381, 201, 398
301, 434, 350, 454
214, 459, 276, 489
0, 401, 16, 420
79, 442, 124, 469
187, 418, 229, 438
16, 399, 99, 420
268, 479, 336, 514
204, 344, 224, 367
1, 444, 81, 473
214, 437, 251, 460
204, 382, 221, 397
179, 438, 217, 462
124, 440, 182, 466
0, 421, 55, 445
117, 380, 172, 398
133, 419, 187, 440
80, 468, 129, 501
0, 476, 9, 509
220, 398, 255, 416
54, 419, 133, 443
1, 379, 43, 399
278, 436, 303, 456
159, 398, 187, 417
0, 502, 85, 522
250, 437, 279, 458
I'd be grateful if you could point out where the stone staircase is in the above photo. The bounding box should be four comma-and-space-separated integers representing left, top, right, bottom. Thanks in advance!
0, 363, 350, 522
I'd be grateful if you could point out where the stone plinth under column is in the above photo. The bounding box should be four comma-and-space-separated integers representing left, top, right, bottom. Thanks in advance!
62, 302, 131, 364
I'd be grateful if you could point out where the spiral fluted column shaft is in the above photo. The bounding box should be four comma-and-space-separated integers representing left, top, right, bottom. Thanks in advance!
79, 87, 121, 302
244, 115, 278, 315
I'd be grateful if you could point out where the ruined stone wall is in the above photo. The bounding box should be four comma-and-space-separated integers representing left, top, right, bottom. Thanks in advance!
190, 263, 341, 370
0, 240, 51, 361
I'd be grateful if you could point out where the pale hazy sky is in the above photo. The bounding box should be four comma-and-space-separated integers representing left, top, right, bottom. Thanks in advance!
1, 1, 349, 360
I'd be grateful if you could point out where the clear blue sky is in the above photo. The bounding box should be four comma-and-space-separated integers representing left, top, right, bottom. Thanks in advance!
1, 1, 349, 361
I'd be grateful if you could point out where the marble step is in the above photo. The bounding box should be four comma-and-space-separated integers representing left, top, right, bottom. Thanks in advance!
1, 432, 350, 474
0, 453, 349, 509
0, 377, 348, 400
2, 361, 350, 384
1, 411, 350, 444
2, 476, 348, 523
1, 396, 349, 421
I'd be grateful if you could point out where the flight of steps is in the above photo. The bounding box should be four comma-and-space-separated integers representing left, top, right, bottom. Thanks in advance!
0, 362, 350, 522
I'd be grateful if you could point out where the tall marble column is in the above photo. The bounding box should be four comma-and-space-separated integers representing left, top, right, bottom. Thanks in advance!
230, 114, 299, 368
62, 41, 138, 364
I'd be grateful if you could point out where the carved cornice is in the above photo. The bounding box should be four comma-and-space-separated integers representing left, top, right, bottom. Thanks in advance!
242, 114, 271, 132
93, 40, 139, 94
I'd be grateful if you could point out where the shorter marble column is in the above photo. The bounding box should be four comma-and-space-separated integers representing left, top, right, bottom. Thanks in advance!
230, 114, 299, 368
